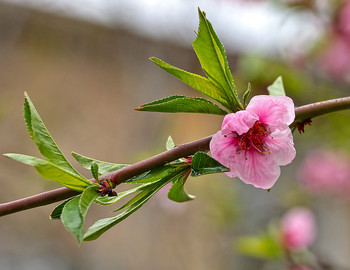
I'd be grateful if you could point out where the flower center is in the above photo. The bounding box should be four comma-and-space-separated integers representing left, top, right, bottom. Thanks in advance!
236, 121, 270, 154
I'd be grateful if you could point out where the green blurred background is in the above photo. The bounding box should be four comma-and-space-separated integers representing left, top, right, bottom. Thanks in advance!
1, 1, 350, 269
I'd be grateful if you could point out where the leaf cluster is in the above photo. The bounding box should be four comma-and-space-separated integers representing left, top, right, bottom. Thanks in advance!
5, 95, 228, 243
137, 8, 244, 115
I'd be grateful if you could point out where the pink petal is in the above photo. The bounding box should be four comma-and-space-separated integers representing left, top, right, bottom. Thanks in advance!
235, 150, 281, 189
210, 131, 239, 177
221, 110, 258, 136
246, 95, 295, 127
265, 127, 296, 166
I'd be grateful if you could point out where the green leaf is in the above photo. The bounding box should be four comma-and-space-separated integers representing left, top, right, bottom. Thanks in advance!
61, 196, 84, 244
150, 57, 231, 110
84, 180, 169, 241
24, 93, 86, 180
166, 136, 175, 151
136, 95, 227, 115
95, 165, 188, 206
236, 234, 282, 259
84, 166, 189, 241
168, 172, 195, 202
50, 199, 72, 219
61, 187, 99, 244
4, 153, 91, 191
192, 9, 242, 111
127, 165, 184, 184
90, 162, 99, 182
115, 188, 154, 211
72, 152, 127, 175
95, 184, 150, 206
190, 152, 230, 177
79, 186, 99, 217
243, 82, 251, 107
267, 76, 286, 96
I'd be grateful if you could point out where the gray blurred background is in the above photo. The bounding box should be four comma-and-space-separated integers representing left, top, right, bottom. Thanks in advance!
1, 1, 350, 269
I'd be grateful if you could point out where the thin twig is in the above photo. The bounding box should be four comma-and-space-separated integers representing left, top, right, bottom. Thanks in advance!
1, 97, 350, 217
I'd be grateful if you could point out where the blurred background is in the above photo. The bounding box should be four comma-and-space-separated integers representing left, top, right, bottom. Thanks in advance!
1, 0, 350, 269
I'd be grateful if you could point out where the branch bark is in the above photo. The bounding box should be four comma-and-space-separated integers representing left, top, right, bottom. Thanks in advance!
1, 96, 350, 217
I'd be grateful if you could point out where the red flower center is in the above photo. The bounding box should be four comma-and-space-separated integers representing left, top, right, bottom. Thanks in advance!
236, 121, 270, 154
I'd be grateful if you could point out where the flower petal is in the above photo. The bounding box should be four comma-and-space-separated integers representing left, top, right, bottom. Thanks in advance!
246, 95, 295, 127
209, 131, 239, 178
266, 127, 296, 166
221, 110, 258, 136
235, 151, 281, 189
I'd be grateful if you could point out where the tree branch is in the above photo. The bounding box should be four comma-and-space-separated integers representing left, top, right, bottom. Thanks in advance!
294, 96, 350, 122
1, 96, 350, 217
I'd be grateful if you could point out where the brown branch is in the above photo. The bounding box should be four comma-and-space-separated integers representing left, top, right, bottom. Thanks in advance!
294, 96, 350, 122
0, 136, 212, 217
1, 96, 350, 217
0, 187, 79, 216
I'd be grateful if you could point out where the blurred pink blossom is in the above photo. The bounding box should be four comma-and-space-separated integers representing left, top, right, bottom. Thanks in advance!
281, 208, 316, 251
298, 149, 350, 196
321, 35, 350, 78
339, 0, 350, 37
320, 0, 350, 78
210, 95, 296, 189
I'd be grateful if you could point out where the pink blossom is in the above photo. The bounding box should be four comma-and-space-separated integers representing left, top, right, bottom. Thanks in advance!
281, 208, 316, 251
320, 1, 350, 79
339, 0, 350, 37
321, 35, 350, 79
210, 95, 296, 189
298, 149, 350, 197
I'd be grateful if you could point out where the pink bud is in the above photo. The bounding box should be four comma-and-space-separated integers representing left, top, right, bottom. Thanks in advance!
281, 208, 316, 251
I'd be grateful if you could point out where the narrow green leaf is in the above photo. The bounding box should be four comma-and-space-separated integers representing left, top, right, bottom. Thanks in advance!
136, 95, 227, 115
192, 9, 242, 111
127, 165, 183, 184
23, 96, 33, 139
4, 153, 91, 191
84, 180, 169, 241
95, 184, 150, 206
24, 93, 86, 180
190, 152, 230, 177
61, 196, 84, 244
150, 57, 231, 109
72, 152, 127, 174
79, 186, 99, 217
243, 82, 251, 107
95, 166, 186, 205
115, 188, 154, 211
118, 166, 189, 210
84, 166, 189, 241
91, 162, 99, 182
166, 136, 175, 151
267, 76, 286, 96
168, 173, 195, 202
50, 199, 72, 219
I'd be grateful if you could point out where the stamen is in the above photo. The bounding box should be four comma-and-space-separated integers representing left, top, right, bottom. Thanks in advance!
236, 121, 270, 155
